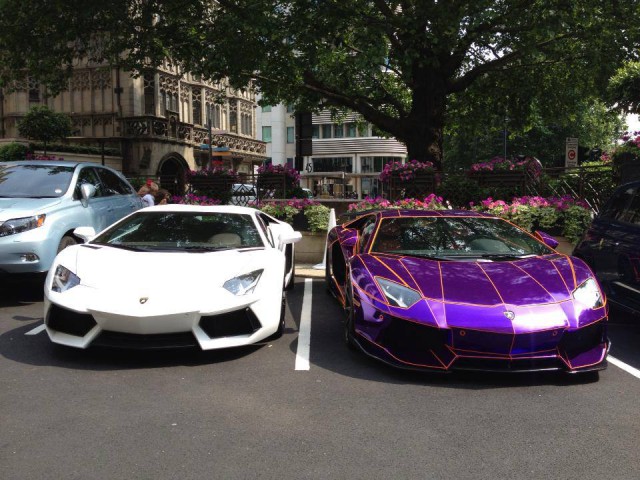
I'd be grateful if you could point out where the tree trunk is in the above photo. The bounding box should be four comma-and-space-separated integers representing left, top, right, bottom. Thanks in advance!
397, 69, 447, 171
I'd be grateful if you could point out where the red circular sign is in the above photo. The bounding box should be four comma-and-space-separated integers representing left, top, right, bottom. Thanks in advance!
568, 149, 576, 160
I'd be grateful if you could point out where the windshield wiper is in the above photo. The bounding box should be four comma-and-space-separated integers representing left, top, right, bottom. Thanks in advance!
476, 253, 535, 260
99, 243, 150, 252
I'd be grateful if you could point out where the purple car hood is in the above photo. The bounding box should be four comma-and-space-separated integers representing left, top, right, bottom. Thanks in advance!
356, 253, 591, 307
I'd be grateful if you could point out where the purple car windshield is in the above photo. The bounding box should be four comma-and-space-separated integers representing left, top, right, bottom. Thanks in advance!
370, 216, 552, 260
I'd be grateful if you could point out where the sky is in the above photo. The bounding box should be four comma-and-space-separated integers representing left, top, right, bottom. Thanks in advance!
625, 113, 640, 133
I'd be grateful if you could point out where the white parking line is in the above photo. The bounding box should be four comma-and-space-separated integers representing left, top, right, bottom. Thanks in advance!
25, 324, 46, 336
295, 278, 313, 371
608, 355, 640, 379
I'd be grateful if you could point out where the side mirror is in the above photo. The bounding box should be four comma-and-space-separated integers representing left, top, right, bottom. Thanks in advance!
73, 226, 96, 243
80, 183, 97, 201
534, 230, 559, 249
279, 231, 302, 246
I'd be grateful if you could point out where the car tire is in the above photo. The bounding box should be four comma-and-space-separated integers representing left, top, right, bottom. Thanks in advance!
344, 274, 357, 350
285, 264, 295, 291
57, 235, 77, 253
271, 291, 287, 339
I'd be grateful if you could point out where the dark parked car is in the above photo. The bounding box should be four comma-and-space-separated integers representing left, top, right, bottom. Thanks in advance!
573, 180, 640, 314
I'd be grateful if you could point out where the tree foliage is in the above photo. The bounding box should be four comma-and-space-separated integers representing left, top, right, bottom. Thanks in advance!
17, 106, 72, 154
608, 61, 640, 114
0, 1, 638, 166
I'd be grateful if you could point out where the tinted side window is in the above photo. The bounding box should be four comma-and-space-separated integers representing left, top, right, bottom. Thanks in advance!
600, 187, 636, 221
622, 191, 640, 225
75, 167, 104, 199
358, 216, 378, 251
96, 168, 132, 195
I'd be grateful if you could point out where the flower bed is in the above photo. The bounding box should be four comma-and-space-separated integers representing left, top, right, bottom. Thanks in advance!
187, 164, 239, 203
348, 194, 447, 213
171, 193, 221, 206
472, 195, 592, 243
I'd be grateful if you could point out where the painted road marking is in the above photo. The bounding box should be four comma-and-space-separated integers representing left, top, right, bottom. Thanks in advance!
608, 355, 640, 379
295, 278, 313, 371
25, 324, 46, 336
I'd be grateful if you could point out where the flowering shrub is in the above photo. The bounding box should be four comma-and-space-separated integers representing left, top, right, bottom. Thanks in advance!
25, 153, 64, 160
171, 193, 221, 206
612, 131, 640, 163
257, 163, 302, 198
187, 164, 239, 203
473, 195, 592, 243
348, 194, 447, 213
257, 198, 330, 232
379, 159, 435, 182
187, 164, 239, 183
470, 156, 542, 178
257, 163, 301, 182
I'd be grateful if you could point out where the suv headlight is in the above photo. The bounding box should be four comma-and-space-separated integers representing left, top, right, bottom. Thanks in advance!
51, 265, 81, 293
376, 277, 422, 308
223, 269, 263, 296
0, 214, 46, 237
572, 278, 604, 309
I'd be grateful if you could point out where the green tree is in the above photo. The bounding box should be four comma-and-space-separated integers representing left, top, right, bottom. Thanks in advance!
17, 106, 72, 155
608, 61, 640, 114
0, 1, 637, 167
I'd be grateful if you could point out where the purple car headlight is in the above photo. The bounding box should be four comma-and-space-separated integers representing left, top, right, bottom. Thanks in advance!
376, 277, 422, 308
51, 265, 81, 293
572, 278, 603, 309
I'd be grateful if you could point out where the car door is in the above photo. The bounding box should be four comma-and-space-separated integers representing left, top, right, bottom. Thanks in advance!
95, 166, 142, 225
74, 166, 112, 233
590, 185, 637, 281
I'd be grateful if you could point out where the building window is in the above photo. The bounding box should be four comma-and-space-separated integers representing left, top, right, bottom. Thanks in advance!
262, 105, 272, 112
321, 124, 332, 138
262, 126, 272, 142
361, 156, 402, 173
312, 125, 320, 139
287, 157, 294, 168
286, 105, 294, 113
312, 157, 352, 173
333, 124, 344, 138
358, 123, 368, 137
346, 123, 357, 138
287, 126, 295, 143
192, 90, 202, 125
143, 74, 155, 115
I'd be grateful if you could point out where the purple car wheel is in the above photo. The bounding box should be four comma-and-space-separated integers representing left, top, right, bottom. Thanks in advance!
344, 276, 357, 350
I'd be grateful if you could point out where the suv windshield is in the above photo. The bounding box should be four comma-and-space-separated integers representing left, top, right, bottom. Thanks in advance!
371, 216, 551, 259
0, 164, 74, 198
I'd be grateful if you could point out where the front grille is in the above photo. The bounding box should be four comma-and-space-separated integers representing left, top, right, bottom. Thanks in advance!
93, 331, 197, 349
559, 321, 607, 356
199, 308, 262, 338
377, 316, 449, 355
453, 357, 563, 372
46, 304, 97, 337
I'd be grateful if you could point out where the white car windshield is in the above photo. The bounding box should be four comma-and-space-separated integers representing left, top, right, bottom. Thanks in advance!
92, 211, 264, 251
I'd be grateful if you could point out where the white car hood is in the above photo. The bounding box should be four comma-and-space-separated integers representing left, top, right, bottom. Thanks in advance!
72, 244, 267, 291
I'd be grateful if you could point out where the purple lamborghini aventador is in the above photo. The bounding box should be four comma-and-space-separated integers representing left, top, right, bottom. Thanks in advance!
326, 209, 609, 374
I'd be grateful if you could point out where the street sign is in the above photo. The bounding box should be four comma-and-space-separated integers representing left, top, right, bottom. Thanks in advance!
565, 137, 578, 167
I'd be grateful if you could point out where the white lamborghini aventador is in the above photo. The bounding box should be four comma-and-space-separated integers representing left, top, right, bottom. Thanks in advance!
44, 205, 301, 350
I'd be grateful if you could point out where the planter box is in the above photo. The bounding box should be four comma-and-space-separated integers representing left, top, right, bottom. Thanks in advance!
296, 231, 326, 264
553, 236, 575, 255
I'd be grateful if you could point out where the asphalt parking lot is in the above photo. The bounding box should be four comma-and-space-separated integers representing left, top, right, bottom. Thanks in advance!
1, 276, 639, 480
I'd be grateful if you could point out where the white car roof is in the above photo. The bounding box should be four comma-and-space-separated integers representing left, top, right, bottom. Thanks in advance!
139, 204, 261, 214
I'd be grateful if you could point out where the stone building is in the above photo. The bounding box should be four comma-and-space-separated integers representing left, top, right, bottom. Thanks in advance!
0, 60, 267, 192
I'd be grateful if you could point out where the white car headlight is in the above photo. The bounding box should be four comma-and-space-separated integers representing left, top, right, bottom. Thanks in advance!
572, 278, 604, 309
223, 269, 264, 296
376, 277, 422, 308
51, 265, 81, 293
0, 214, 46, 237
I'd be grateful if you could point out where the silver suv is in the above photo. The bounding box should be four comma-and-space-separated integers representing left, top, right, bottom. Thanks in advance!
0, 160, 143, 275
